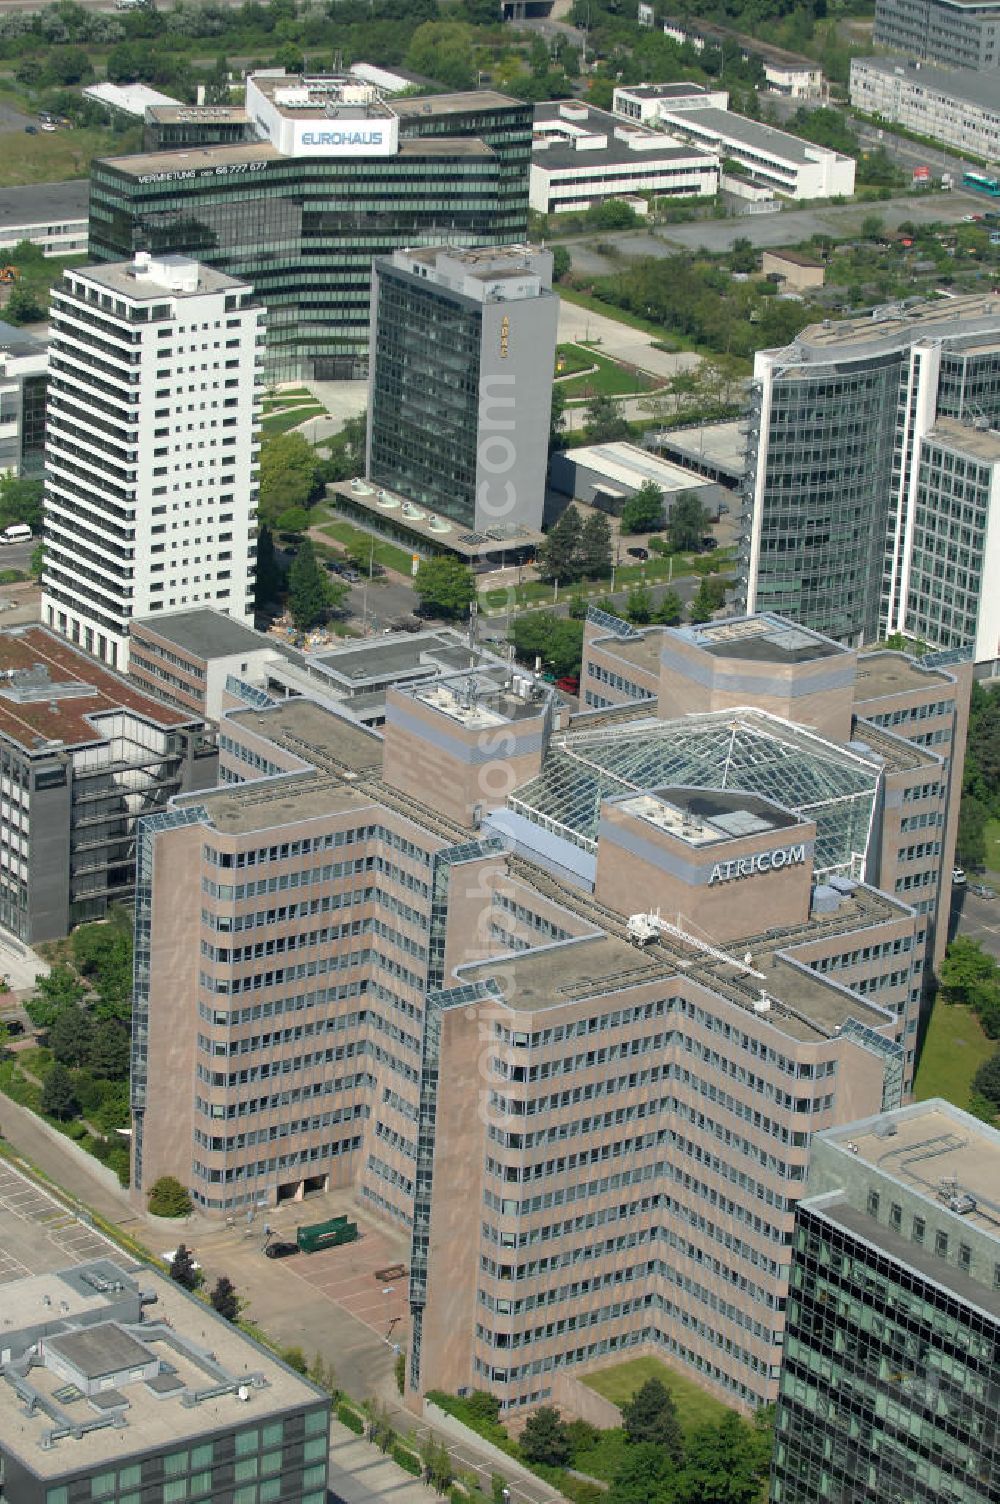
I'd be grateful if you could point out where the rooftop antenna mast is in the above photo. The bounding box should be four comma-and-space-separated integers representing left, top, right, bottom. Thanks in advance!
468, 599, 478, 670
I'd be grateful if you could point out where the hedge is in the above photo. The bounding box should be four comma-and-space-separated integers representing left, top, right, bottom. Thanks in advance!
392, 1444, 422, 1476
337, 1405, 365, 1435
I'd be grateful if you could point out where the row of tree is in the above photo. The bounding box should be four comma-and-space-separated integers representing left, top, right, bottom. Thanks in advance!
957, 683, 1000, 870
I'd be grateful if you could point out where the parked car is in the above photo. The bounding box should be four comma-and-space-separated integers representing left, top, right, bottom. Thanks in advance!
265, 1240, 300, 1260
700, 536, 719, 551
952, 867, 967, 887
341, 567, 361, 583
626, 546, 649, 560
971, 883, 995, 900
24, 125, 37, 134
555, 675, 579, 695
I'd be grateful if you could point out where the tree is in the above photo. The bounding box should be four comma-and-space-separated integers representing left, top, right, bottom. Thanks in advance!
287, 538, 332, 632
520, 1406, 571, 1468
622, 1377, 684, 1460
413, 555, 476, 619
671, 1412, 767, 1504
568, 591, 588, 620
973, 1051, 1000, 1109
729, 236, 757, 274
655, 588, 684, 626
406, 21, 476, 89
258, 431, 323, 527
621, 480, 665, 535
549, 383, 567, 451
511, 613, 584, 678
689, 575, 727, 624
0, 472, 43, 531
49, 1005, 94, 1068
577, 511, 612, 580
667, 492, 710, 553
608, 1441, 677, 1504
88, 1022, 131, 1081
168, 1244, 199, 1290
41, 1063, 78, 1121
26, 965, 87, 1030
5, 285, 45, 326
552, 246, 572, 282
537, 505, 582, 584
254, 524, 283, 610
276, 505, 310, 537
585, 393, 630, 444
210, 1274, 241, 1321
29, 542, 44, 581
939, 937, 998, 1007
149, 1176, 193, 1219
626, 583, 653, 624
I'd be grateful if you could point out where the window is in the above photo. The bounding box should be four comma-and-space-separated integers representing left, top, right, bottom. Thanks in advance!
90, 1475, 116, 1500
958, 1242, 972, 1272
866, 1190, 880, 1218
889, 1202, 902, 1232
935, 1229, 949, 1259
913, 1215, 925, 1245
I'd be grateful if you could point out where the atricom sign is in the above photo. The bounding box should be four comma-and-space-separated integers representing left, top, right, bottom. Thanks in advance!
708, 844, 807, 884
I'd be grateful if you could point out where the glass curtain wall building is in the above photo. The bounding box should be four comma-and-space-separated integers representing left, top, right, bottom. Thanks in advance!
772, 1100, 1000, 1504
88, 76, 532, 382
740, 295, 1000, 653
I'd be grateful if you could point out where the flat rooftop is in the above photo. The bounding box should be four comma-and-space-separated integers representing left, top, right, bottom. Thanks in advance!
0, 627, 199, 752
593, 629, 664, 677
854, 650, 950, 700
784, 293, 1000, 360
827, 1102, 1000, 1242
616, 786, 802, 845
650, 419, 746, 479
622, 82, 716, 99
686, 614, 847, 664
134, 609, 276, 662
146, 104, 250, 124
854, 52, 1000, 110
0, 179, 89, 230
407, 671, 549, 727
331, 481, 543, 556
925, 415, 1000, 462
533, 103, 712, 170
659, 105, 825, 165
395, 89, 520, 116
0, 1266, 322, 1479
557, 441, 716, 494
249, 73, 394, 122
223, 698, 383, 775
70, 255, 247, 299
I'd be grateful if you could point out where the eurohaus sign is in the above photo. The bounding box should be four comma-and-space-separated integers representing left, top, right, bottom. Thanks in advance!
708, 844, 807, 884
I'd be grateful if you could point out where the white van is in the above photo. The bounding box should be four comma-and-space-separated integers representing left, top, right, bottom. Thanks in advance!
0, 524, 32, 544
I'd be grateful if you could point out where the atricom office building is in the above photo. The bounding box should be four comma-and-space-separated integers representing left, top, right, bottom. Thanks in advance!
130, 612, 968, 1414
88, 72, 532, 382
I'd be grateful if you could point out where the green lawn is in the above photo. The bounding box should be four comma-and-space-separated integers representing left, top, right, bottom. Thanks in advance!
260, 404, 326, 437
555, 343, 595, 379
321, 521, 415, 578
583, 1356, 733, 1437
559, 347, 654, 399
557, 283, 671, 340
914, 1000, 995, 1111
0, 122, 143, 187
984, 818, 1000, 875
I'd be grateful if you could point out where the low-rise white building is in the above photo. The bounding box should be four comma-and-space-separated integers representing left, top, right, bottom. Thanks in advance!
531, 101, 718, 214
614, 81, 731, 123
82, 81, 182, 119
850, 54, 1000, 162
656, 105, 854, 199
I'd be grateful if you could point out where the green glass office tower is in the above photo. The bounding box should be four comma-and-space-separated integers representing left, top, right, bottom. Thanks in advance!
772, 1100, 1000, 1504
88, 75, 532, 382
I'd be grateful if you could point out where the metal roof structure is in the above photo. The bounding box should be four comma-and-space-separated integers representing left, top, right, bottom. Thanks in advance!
509, 708, 881, 873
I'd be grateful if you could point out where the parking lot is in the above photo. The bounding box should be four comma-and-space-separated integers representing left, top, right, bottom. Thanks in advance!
952, 886, 1000, 960
0, 1158, 120, 1279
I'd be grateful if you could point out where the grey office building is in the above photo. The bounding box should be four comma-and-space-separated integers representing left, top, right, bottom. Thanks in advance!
740, 294, 1000, 653
873, 0, 1000, 71
0, 625, 216, 942
0, 1258, 329, 1504
366, 244, 558, 535
772, 1099, 1000, 1504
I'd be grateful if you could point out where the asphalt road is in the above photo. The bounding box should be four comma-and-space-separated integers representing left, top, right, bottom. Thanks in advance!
0, 99, 33, 134
0, 539, 36, 575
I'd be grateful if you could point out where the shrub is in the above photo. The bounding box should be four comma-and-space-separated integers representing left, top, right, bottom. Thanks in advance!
338, 1404, 365, 1434
392, 1444, 422, 1475
147, 1175, 192, 1217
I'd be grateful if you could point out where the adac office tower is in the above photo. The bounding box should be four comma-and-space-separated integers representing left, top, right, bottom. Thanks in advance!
88, 73, 532, 382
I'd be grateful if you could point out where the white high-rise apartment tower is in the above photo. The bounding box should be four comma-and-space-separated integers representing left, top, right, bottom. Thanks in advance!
42, 252, 263, 671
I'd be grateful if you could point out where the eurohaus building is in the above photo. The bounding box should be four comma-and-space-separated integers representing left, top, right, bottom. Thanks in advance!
87, 73, 532, 382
